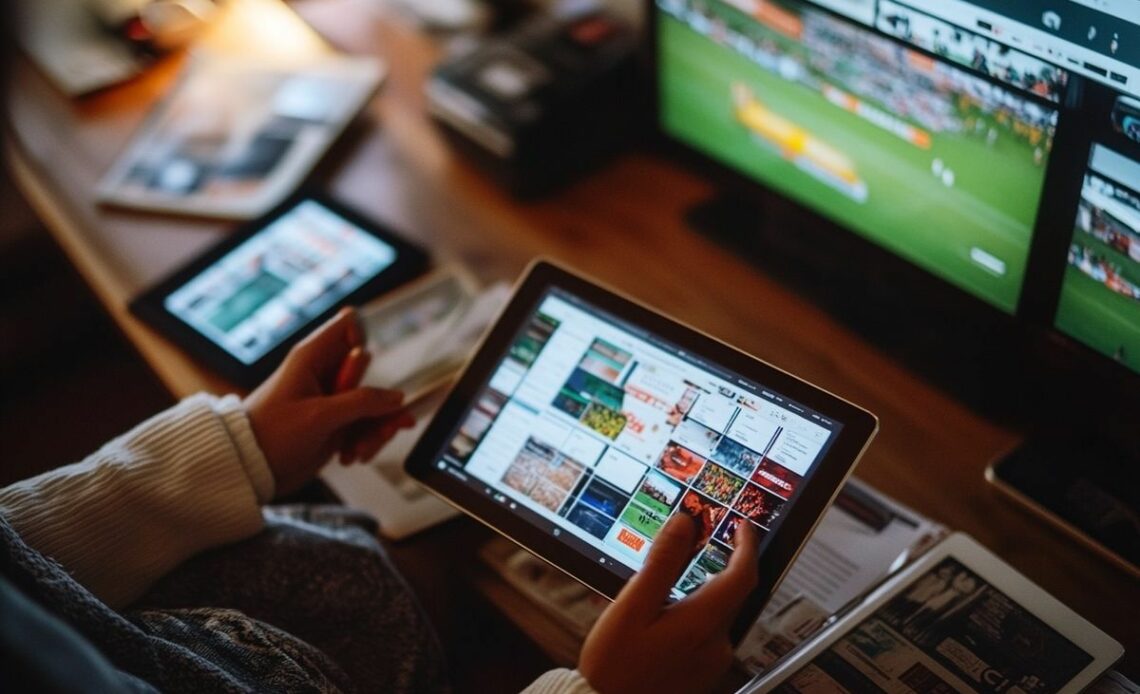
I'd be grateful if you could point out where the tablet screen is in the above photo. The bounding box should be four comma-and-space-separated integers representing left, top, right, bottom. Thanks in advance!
436, 287, 845, 597
163, 200, 398, 364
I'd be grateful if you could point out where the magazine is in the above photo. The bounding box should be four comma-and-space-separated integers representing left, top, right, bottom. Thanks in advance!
744, 534, 1123, 693
97, 52, 383, 218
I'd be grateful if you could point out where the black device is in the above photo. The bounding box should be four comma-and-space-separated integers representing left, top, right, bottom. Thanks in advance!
426, 10, 639, 197
130, 192, 429, 387
648, 0, 1140, 570
987, 436, 1140, 578
404, 260, 878, 641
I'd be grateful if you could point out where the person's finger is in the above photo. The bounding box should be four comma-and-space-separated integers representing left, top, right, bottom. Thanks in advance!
349, 410, 416, 462
610, 513, 700, 622
290, 308, 364, 382
683, 636, 735, 682
679, 520, 761, 639
334, 346, 371, 393
317, 388, 405, 431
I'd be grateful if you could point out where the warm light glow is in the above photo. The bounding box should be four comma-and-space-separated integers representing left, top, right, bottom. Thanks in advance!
199, 0, 331, 64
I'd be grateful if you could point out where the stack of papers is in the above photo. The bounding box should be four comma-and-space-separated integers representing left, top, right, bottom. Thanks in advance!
321, 267, 511, 539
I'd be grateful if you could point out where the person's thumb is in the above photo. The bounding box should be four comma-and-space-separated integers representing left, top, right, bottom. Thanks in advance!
317, 388, 404, 431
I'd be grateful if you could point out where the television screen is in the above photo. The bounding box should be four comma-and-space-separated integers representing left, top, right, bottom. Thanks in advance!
1055, 144, 1140, 374
656, 0, 1063, 313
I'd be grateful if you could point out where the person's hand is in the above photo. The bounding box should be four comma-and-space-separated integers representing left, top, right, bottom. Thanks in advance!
245, 308, 416, 497
578, 514, 759, 694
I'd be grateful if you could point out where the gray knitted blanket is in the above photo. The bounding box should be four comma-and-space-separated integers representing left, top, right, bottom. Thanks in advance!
0, 507, 447, 693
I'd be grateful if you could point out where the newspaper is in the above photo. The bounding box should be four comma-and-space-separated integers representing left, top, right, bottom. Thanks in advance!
320, 267, 511, 539
358, 267, 512, 401
97, 51, 383, 218
735, 478, 946, 673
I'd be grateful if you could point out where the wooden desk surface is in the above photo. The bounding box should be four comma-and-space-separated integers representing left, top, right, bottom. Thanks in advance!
7, 0, 1136, 675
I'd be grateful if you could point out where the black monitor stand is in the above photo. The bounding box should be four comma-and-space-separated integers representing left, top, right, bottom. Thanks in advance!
684, 191, 1031, 424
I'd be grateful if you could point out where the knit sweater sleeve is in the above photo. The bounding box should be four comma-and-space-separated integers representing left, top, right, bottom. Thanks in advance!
522, 669, 597, 694
0, 393, 275, 609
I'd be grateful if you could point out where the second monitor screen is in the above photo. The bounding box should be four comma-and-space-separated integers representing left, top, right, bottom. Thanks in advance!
657, 0, 1058, 313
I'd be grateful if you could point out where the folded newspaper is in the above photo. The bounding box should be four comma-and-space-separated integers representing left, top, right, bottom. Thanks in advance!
320, 266, 511, 539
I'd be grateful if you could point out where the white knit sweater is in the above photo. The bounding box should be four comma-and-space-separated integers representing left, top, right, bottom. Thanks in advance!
0, 393, 594, 693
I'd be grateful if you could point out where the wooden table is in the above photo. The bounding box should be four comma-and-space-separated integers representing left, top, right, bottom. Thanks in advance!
7, 0, 1137, 680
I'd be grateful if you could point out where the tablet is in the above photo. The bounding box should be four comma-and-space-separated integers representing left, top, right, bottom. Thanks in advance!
130, 193, 429, 386
749, 533, 1123, 693
404, 260, 879, 639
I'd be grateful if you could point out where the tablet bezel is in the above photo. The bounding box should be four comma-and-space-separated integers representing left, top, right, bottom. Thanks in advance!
404, 259, 879, 641
129, 192, 430, 388
752, 532, 1123, 693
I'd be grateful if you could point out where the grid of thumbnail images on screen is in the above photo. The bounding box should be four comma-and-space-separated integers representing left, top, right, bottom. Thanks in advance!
444, 307, 830, 595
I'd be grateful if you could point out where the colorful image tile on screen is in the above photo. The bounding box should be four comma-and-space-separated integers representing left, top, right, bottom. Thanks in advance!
678, 542, 733, 594
578, 476, 632, 519
672, 417, 723, 458
501, 438, 587, 512
710, 435, 765, 478
751, 456, 802, 500
692, 462, 747, 505
679, 489, 730, 546
733, 483, 786, 528
567, 503, 619, 539
656, 441, 708, 483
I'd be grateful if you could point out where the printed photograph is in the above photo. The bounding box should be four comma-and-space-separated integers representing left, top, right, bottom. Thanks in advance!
710, 436, 764, 478
751, 457, 802, 500
733, 483, 786, 528
692, 462, 747, 505
501, 438, 587, 512
655, 442, 707, 484
679, 489, 729, 545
